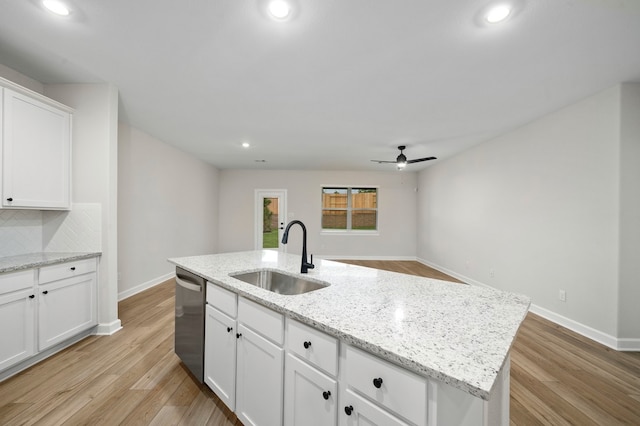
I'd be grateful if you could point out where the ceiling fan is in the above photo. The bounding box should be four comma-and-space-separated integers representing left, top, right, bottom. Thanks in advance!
371, 146, 437, 169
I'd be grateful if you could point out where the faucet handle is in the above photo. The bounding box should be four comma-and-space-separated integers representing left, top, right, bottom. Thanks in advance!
308, 254, 315, 269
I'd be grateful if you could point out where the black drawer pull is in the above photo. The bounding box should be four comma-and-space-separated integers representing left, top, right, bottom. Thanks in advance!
6, 197, 13, 202
303, 341, 312, 349
227, 327, 233, 333
70, 267, 76, 271
42, 290, 49, 295
29, 295, 35, 299
344, 405, 353, 416
373, 377, 383, 388
322, 390, 331, 400
236, 333, 242, 339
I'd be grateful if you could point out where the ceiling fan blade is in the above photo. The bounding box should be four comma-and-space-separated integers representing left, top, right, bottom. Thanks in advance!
407, 156, 437, 164
371, 160, 398, 164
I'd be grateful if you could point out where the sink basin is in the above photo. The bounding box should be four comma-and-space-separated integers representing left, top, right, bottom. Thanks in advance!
230, 270, 329, 295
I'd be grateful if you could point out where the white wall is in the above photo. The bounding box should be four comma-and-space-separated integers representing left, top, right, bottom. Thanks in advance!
618, 83, 640, 342
417, 84, 640, 348
117, 123, 219, 299
44, 83, 121, 335
218, 170, 418, 258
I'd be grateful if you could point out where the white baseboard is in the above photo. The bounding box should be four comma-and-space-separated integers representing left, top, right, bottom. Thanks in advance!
321, 255, 418, 261
528, 304, 640, 351
95, 319, 122, 336
118, 272, 175, 301
416, 257, 482, 287
416, 257, 640, 352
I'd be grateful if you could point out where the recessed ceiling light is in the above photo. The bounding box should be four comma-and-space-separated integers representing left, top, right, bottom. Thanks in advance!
42, 0, 70, 16
486, 5, 511, 23
268, 0, 290, 20
242, 142, 251, 148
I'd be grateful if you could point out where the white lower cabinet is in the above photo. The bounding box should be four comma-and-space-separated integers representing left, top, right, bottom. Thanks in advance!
204, 285, 284, 426
236, 324, 284, 426
38, 259, 97, 351
0, 258, 98, 377
284, 353, 338, 426
38, 273, 97, 350
340, 389, 410, 426
204, 304, 237, 410
0, 271, 36, 371
343, 345, 427, 426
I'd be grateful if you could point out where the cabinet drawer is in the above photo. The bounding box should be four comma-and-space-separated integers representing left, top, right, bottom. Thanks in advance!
340, 389, 410, 426
206, 282, 237, 318
39, 258, 97, 284
238, 297, 283, 345
345, 345, 427, 426
286, 318, 338, 377
0, 269, 34, 295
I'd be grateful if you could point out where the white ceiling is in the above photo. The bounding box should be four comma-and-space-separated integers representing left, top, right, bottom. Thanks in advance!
1, 0, 639, 171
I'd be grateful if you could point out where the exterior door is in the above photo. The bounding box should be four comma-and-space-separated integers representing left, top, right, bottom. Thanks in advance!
255, 190, 287, 250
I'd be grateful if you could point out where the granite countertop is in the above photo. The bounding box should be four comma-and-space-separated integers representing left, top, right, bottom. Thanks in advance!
0, 252, 102, 274
169, 250, 530, 400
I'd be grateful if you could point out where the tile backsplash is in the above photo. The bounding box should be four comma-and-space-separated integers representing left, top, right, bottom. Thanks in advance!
0, 203, 101, 257
0, 209, 43, 256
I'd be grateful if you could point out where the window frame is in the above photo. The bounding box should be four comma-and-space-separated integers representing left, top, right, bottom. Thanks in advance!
320, 186, 379, 234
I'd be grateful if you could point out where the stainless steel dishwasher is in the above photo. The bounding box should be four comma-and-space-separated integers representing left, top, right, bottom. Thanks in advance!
174, 267, 205, 382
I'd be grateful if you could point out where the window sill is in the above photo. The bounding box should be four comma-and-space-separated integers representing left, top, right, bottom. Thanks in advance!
320, 230, 380, 236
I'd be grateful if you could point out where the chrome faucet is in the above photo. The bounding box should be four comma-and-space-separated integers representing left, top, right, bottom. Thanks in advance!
281, 220, 315, 274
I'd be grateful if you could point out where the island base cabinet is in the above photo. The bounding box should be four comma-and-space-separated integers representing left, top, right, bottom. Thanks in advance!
427, 356, 510, 426
235, 324, 284, 426
340, 389, 410, 426
38, 274, 96, 351
0, 289, 35, 372
204, 304, 237, 410
284, 353, 338, 426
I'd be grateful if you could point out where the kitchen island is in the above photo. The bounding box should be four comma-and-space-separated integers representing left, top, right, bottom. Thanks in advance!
170, 250, 530, 426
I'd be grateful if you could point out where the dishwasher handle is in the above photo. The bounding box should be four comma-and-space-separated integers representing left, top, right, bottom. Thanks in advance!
175, 276, 203, 292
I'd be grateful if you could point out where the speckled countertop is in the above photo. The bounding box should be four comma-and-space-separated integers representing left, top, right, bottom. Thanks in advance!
169, 250, 530, 400
0, 252, 101, 274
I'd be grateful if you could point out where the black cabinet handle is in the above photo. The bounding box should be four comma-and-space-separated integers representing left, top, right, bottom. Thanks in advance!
42, 290, 49, 295
236, 333, 242, 339
322, 391, 331, 400
29, 295, 35, 299
227, 327, 233, 333
344, 405, 353, 416
303, 341, 312, 349
373, 377, 383, 388
6, 197, 13, 202
70, 267, 76, 271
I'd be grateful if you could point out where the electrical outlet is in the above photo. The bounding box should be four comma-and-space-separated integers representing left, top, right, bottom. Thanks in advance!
559, 289, 566, 302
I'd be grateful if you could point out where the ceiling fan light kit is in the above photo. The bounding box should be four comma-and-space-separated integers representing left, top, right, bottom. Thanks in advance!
372, 145, 436, 170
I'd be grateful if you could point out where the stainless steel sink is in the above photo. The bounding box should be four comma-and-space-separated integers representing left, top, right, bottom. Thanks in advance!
230, 270, 329, 295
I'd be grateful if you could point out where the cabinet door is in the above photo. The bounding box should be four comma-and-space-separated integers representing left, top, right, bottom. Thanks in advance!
284, 353, 338, 426
2, 88, 71, 209
236, 324, 284, 426
38, 273, 97, 351
0, 289, 36, 371
340, 389, 410, 426
205, 304, 237, 410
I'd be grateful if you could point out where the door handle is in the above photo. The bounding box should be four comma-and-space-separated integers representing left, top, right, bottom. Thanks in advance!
175, 276, 202, 292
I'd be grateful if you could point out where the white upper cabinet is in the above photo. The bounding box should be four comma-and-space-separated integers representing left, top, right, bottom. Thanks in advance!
1, 86, 72, 210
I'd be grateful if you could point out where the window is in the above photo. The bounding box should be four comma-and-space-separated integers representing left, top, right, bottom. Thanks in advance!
321, 187, 377, 231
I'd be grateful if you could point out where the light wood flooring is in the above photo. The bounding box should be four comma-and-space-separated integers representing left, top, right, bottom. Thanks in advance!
0, 260, 638, 425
